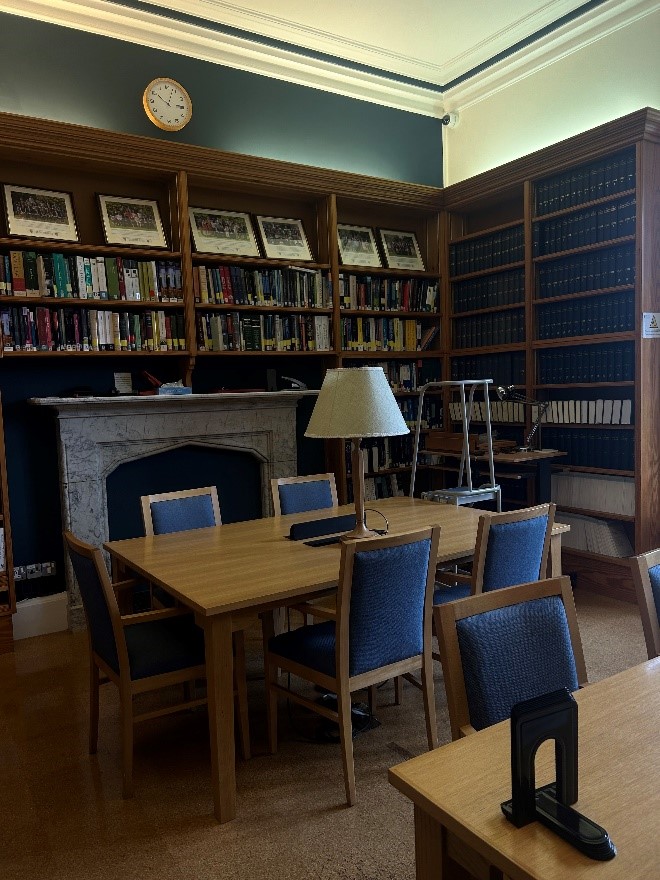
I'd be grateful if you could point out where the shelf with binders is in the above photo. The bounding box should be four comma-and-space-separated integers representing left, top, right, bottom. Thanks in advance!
448, 220, 525, 279
452, 307, 525, 350
450, 350, 526, 387
535, 339, 634, 386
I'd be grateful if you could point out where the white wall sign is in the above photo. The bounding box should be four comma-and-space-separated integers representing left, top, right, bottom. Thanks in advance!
642, 313, 660, 338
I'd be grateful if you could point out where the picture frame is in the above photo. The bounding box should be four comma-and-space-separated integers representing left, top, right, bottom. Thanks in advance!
189, 207, 260, 257
255, 215, 313, 261
3, 183, 79, 242
379, 228, 425, 270
97, 194, 167, 248
337, 223, 381, 268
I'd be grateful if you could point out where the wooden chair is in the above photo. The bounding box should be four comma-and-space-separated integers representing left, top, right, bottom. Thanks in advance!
435, 576, 588, 741
270, 473, 338, 516
64, 530, 249, 798
141, 485, 222, 535
264, 526, 441, 806
630, 548, 660, 659
433, 503, 556, 607
139, 486, 251, 759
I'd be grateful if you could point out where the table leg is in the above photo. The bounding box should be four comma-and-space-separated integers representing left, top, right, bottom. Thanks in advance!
205, 613, 236, 823
414, 805, 444, 880
536, 459, 552, 503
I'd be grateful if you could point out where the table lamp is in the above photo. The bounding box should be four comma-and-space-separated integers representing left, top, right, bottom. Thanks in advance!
496, 385, 549, 452
305, 367, 409, 540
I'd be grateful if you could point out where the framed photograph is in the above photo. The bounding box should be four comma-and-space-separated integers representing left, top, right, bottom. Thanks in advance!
337, 223, 381, 268
379, 229, 425, 270
97, 194, 167, 248
189, 207, 260, 257
3, 183, 79, 242
255, 215, 313, 261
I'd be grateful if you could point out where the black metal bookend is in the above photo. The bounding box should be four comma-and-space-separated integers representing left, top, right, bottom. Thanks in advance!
501, 688, 616, 861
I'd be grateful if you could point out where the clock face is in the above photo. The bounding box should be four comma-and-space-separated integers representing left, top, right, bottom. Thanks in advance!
143, 78, 192, 131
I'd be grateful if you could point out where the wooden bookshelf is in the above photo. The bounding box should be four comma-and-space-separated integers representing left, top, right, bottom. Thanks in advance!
0, 393, 15, 653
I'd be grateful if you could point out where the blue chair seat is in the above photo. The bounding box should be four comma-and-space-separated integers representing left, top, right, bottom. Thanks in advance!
433, 583, 472, 605
125, 614, 205, 680
269, 620, 336, 678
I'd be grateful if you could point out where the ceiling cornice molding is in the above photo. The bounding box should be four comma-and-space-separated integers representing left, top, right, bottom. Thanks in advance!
0, 0, 656, 119
443, 0, 660, 110
0, 0, 444, 118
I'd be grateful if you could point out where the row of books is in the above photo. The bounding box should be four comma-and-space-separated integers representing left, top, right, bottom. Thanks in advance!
449, 400, 525, 424
542, 427, 634, 471
338, 273, 438, 312
345, 472, 406, 503
452, 268, 524, 314
536, 290, 634, 340
537, 343, 634, 384
551, 472, 634, 517
453, 309, 525, 349
450, 351, 526, 386
556, 512, 633, 558
536, 243, 635, 298
398, 397, 442, 429
0, 250, 183, 301
0, 526, 4, 571
361, 359, 441, 392
449, 225, 524, 277
532, 197, 635, 256
1, 305, 185, 352
195, 311, 331, 352
194, 264, 331, 308
346, 436, 415, 474
340, 317, 436, 352
535, 149, 635, 216
542, 398, 632, 425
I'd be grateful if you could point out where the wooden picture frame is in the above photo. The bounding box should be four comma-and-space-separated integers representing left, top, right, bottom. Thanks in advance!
255, 215, 313, 261
3, 183, 79, 242
379, 228, 425, 270
337, 223, 381, 268
97, 194, 167, 248
189, 207, 260, 257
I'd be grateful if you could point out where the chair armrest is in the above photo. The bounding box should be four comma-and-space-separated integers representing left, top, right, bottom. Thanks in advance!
120, 607, 191, 626
459, 724, 477, 737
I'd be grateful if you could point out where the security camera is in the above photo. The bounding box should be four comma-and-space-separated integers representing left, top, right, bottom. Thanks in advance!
441, 111, 459, 128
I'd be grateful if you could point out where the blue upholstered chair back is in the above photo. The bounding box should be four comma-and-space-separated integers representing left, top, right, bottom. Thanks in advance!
67, 544, 119, 673
481, 515, 549, 591
648, 564, 660, 625
277, 480, 334, 515
347, 538, 432, 677
456, 595, 579, 731
150, 494, 217, 535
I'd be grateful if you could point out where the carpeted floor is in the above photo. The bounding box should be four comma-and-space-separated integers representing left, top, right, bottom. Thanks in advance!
0, 589, 648, 880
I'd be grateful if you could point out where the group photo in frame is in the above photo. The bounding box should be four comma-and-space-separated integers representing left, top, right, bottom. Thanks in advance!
379, 229, 425, 270
255, 215, 313, 261
189, 207, 260, 257
337, 223, 381, 268
98, 194, 167, 248
3, 183, 79, 242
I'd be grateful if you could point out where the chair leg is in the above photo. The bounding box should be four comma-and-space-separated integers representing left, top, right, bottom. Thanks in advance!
394, 675, 403, 706
337, 682, 356, 806
233, 631, 251, 761
421, 655, 438, 751
368, 684, 377, 715
120, 683, 134, 798
262, 612, 279, 755
89, 659, 99, 755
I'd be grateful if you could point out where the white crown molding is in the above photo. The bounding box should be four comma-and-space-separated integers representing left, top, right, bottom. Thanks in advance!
0, 0, 444, 117
0, 0, 656, 119
443, 0, 660, 111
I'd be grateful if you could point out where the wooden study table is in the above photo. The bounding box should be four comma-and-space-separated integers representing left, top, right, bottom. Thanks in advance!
389, 658, 660, 880
104, 497, 567, 823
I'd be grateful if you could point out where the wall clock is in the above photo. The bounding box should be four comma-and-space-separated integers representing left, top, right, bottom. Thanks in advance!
143, 77, 192, 131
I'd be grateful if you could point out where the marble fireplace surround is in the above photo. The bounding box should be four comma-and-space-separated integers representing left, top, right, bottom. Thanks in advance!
30, 392, 307, 628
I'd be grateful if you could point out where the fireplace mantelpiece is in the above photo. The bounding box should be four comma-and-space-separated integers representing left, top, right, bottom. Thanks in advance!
30, 392, 310, 628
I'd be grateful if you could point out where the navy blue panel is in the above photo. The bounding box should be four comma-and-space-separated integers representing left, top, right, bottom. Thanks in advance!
349, 539, 431, 676
124, 614, 205, 679
67, 545, 119, 673
433, 583, 472, 605
456, 596, 579, 731
648, 563, 660, 625
278, 480, 334, 515
150, 494, 216, 534
482, 516, 548, 591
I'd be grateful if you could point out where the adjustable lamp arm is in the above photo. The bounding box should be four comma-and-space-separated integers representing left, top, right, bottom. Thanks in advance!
496, 386, 549, 452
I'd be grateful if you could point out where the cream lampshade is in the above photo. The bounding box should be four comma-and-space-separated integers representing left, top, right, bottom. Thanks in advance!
305, 367, 409, 539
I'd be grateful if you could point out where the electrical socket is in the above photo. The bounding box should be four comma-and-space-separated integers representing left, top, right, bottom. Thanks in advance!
26, 563, 42, 579
42, 561, 57, 576
14, 566, 26, 581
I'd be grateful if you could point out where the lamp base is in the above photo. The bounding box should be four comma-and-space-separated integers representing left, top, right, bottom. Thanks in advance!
340, 523, 379, 542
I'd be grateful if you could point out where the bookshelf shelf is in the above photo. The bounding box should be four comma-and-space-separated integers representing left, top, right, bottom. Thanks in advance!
532, 187, 636, 222
339, 266, 439, 279
450, 301, 524, 318
195, 303, 332, 314
531, 331, 635, 347
2, 296, 184, 308
0, 238, 182, 260
532, 284, 635, 305
2, 349, 190, 357
340, 309, 437, 318
532, 234, 635, 262
449, 261, 525, 283
557, 504, 635, 522
0, 393, 14, 650
191, 254, 331, 271
339, 350, 441, 359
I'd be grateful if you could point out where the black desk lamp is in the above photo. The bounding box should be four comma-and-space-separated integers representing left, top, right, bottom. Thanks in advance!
496, 385, 549, 452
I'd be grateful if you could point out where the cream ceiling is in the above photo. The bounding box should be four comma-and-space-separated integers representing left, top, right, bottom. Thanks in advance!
3, 0, 658, 116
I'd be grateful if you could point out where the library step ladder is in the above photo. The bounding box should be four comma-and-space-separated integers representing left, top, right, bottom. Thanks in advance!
410, 379, 501, 511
